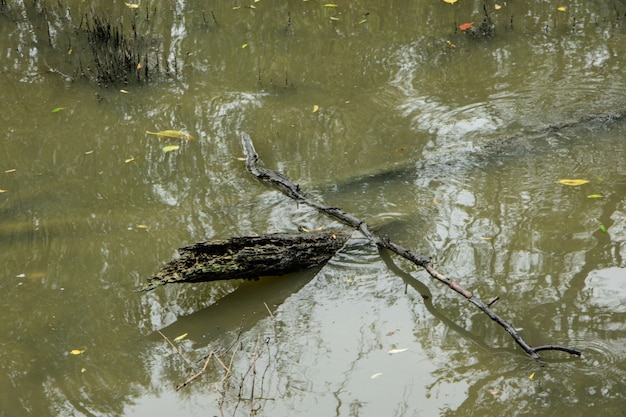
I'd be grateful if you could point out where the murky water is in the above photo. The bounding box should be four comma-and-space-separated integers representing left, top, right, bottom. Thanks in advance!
1, 1, 625, 416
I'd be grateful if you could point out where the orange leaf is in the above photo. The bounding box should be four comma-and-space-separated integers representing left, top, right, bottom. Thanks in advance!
459, 22, 474, 31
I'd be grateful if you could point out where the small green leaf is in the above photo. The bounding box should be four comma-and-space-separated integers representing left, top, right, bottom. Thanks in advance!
162, 145, 180, 153
599, 225, 607, 233
52, 107, 65, 113
586, 194, 603, 199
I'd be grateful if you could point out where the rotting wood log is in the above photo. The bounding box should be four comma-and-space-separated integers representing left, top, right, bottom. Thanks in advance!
142, 230, 350, 291
240, 132, 582, 362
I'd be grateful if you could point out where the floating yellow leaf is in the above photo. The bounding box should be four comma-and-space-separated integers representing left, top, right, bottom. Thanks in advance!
70, 349, 86, 355
146, 130, 193, 140
120, 89, 129, 94
529, 372, 535, 380
370, 372, 383, 379
0, 189, 7, 193
162, 145, 180, 153
443, 0, 458, 4
173, 332, 188, 341
312, 104, 319, 113
136, 224, 149, 229
4, 168, 16, 173
494, 4, 502, 10
330, 16, 340, 21
557, 6, 566, 12
358, 19, 367, 24
388, 348, 408, 354
324, 3, 338, 7
587, 194, 603, 199
125, 2, 139, 8
124, 157, 136, 163
242, 43, 248, 49
558, 179, 589, 186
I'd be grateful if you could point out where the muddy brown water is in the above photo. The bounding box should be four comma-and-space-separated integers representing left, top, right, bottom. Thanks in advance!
1, 1, 625, 416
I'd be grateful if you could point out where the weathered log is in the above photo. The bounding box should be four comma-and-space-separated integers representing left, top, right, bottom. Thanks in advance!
142, 230, 350, 291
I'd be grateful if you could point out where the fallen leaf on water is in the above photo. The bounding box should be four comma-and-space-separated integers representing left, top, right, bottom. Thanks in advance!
494, 4, 502, 10
528, 372, 535, 380
0, 189, 7, 193
162, 145, 180, 153
599, 224, 607, 233
70, 349, 86, 355
370, 372, 383, 379
242, 43, 248, 49
557, 6, 566, 12
81, 368, 87, 373
388, 348, 408, 354
124, 157, 136, 163
125, 2, 139, 9
173, 332, 188, 341
4, 168, 16, 173
136, 224, 149, 229
52, 107, 65, 113
330, 16, 340, 21
443, 0, 458, 4
312, 104, 319, 113
120, 89, 130, 94
146, 130, 194, 140
587, 194, 603, 199
558, 179, 589, 186
459, 22, 474, 31
324, 3, 338, 7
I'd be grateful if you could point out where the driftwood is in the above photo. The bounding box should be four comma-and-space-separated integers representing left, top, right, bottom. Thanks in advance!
142, 230, 350, 291
241, 132, 581, 362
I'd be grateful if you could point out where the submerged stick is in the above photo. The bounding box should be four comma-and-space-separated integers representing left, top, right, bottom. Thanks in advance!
241, 132, 581, 361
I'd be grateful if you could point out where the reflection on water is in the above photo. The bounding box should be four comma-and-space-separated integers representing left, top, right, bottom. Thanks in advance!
1, 1, 626, 416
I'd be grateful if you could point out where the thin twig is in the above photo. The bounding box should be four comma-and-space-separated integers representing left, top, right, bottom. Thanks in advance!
240, 132, 581, 361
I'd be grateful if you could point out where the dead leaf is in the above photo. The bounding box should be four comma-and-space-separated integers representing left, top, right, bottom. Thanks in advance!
70, 349, 86, 355
558, 179, 589, 186
173, 332, 188, 341
388, 348, 408, 354
146, 130, 194, 140
459, 22, 474, 31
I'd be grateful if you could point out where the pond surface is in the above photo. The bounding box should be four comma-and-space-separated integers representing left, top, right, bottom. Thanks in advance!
1, 1, 626, 416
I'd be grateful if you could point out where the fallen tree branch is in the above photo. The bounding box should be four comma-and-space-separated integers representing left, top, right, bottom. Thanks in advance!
241, 132, 581, 361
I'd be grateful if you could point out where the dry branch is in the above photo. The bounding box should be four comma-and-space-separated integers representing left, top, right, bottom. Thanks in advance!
241, 132, 581, 361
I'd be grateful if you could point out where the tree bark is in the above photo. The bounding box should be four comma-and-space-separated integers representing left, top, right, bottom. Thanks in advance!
142, 230, 350, 291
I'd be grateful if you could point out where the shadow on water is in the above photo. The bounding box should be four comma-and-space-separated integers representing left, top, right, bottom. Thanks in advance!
152, 266, 322, 345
